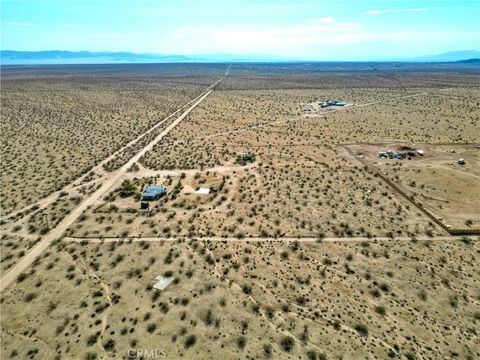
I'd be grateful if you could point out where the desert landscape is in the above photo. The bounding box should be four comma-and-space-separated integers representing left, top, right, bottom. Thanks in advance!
1, 63, 479, 359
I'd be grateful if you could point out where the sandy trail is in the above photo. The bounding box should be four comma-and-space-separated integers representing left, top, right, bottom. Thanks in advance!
125, 161, 258, 179
62, 235, 476, 243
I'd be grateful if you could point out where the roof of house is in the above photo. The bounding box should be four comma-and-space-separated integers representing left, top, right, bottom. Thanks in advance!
153, 276, 174, 290
196, 187, 210, 194
143, 185, 165, 194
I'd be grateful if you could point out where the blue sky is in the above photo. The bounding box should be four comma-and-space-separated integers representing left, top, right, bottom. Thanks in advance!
1, 0, 479, 60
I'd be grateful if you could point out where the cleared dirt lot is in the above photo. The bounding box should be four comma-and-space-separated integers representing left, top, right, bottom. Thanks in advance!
345, 143, 480, 230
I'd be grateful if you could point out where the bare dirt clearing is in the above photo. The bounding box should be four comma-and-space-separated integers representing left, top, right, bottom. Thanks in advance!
345, 143, 480, 231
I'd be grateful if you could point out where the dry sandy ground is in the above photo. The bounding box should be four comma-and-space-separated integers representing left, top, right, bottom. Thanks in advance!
345, 143, 480, 230
0, 72, 218, 215
1, 64, 479, 360
71, 79, 480, 240
1, 238, 479, 359
0, 85, 220, 293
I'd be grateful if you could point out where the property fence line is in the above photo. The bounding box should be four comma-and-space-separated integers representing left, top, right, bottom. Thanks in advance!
341, 145, 480, 236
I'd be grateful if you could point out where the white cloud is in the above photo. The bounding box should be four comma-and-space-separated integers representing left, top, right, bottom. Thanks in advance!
175, 17, 362, 54
366, 8, 428, 15
170, 15, 478, 59
306, 17, 335, 24
6, 21, 36, 27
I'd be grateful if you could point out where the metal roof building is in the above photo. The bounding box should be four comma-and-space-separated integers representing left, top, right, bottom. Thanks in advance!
142, 185, 166, 200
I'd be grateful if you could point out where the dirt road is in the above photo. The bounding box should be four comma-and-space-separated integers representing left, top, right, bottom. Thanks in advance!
0, 75, 226, 293
0, 78, 225, 224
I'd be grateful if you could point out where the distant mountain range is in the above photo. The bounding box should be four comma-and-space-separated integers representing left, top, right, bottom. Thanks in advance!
1, 49, 479, 65
0, 50, 286, 65
408, 50, 480, 62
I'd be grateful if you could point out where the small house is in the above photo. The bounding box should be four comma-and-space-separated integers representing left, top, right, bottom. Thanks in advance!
378, 151, 387, 158
153, 276, 174, 291
458, 158, 465, 165
326, 100, 348, 107
142, 185, 166, 201
417, 150, 425, 156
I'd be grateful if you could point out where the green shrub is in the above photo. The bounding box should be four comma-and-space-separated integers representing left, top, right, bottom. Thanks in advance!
184, 334, 196, 349
354, 324, 368, 336
280, 336, 295, 352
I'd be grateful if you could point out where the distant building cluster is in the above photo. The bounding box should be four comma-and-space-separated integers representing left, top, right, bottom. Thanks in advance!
377, 147, 466, 165
378, 149, 424, 160
320, 100, 348, 108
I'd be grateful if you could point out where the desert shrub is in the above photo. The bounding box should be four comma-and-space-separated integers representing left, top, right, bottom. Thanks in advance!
85, 352, 97, 360
16, 272, 28, 283
307, 350, 322, 360
354, 324, 368, 336
236, 336, 247, 349
184, 334, 196, 349
418, 290, 427, 301
449, 295, 458, 308
379, 282, 390, 292
263, 343, 272, 358
24, 292, 36, 302
266, 306, 274, 319
374, 306, 386, 316
242, 284, 252, 295
296, 296, 307, 306
86, 333, 99, 346
159, 302, 169, 313
147, 323, 156, 333
280, 336, 295, 352
47, 302, 57, 313
103, 339, 115, 351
